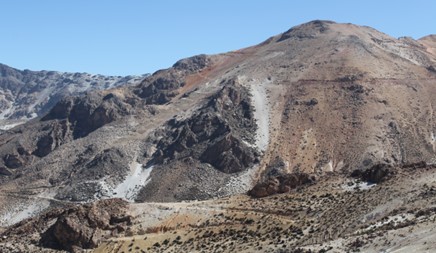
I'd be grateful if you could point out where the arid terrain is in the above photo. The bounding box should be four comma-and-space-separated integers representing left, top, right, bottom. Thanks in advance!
0, 20, 436, 252
0, 63, 147, 130
2, 163, 436, 252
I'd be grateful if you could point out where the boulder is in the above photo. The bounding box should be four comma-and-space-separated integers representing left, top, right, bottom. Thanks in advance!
40, 199, 131, 252
3, 154, 23, 168
248, 173, 315, 198
351, 163, 393, 183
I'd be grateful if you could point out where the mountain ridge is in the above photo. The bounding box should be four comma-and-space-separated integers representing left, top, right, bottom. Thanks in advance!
1, 20, 436, 252
0, 63, 148, 130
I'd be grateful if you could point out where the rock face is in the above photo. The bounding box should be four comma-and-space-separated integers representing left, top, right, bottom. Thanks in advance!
136, 83, 259, 201
42, 91, 135, 139
248, 173, 315, 198
1, 20, 436, 229
351, 163, 393, 183
39, 199, 131, 252
0, 199, 130, 252
134, 55, 211, 104
0, 63, 147, 129
147, 84, 258, 172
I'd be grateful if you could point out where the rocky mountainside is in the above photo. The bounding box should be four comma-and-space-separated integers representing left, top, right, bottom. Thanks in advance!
0, 63, 147, 129
1, 20, 436, 252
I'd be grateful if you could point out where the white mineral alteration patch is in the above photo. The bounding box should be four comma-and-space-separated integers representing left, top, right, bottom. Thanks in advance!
378, 40, 424, 66
324, 160, 344, 172
28, 86, 55, 112
250, 81, 270, 152
0, 122, 23, 130
0, 200, 50, 227
324, 160, 334, 172
335, 160, 345, 171
431, 132, 436, 151
0, 189, 57, 226
0, 106, 13, 120
342, 179, 376, 191
357, 213, 415, 234
263, 51, 285, 60
112, 162, 153, 201
217, 165, 259, 196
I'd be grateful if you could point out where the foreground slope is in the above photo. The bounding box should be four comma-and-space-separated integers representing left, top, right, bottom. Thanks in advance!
3, 163, 436, 252
1, 20, 436, 252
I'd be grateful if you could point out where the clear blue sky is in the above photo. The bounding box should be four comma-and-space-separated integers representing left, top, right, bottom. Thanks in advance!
1, 0, 435, 76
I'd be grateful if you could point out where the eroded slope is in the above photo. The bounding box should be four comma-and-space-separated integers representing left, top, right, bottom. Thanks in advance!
0, 21, 436, 247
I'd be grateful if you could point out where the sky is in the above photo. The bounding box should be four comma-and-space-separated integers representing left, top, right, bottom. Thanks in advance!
1, 0, 435, 76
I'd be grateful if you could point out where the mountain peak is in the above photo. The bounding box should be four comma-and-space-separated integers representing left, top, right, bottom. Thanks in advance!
277, 20, 336, 41
2, 21, 436, 252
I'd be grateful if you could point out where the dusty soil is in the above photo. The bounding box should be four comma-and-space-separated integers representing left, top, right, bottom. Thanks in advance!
88, 165, 436, 253
1, 20, 436, 253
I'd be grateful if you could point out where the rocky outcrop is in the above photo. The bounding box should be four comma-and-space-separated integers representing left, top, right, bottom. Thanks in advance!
134, 83, 260, 201
0, 63, 146, 123
31, 120, 71, 157
136, 75, 181, 104
1, 145, 33, 171
263, 156, 287, 178
200, 134, 256, 173
147, 84, 259, 174
0, 199, 130, 252
248, 173, 315, 198
402, 161, 428, 169
134, 54, 212, 104
351, 163, 394, 183
278, 20, 334, 41
352, 162, 433, 184
42, 92, 134, 139
173, 54, 211, 72
3, 153, 23, 168
39, 199, 131, 252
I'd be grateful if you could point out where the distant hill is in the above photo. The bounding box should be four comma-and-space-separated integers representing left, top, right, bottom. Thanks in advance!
0, 63, 147, 129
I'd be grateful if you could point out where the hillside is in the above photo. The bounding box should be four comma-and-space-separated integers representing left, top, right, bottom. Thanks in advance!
0, 63, 147, 129
1, 20, 436, 252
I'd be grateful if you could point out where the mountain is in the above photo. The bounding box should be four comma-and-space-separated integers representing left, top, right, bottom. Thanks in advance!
0, 63, 147, 129
1, 20, 436, 252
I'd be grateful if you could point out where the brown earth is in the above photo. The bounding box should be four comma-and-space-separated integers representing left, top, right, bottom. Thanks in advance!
1, 20, 436, 252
